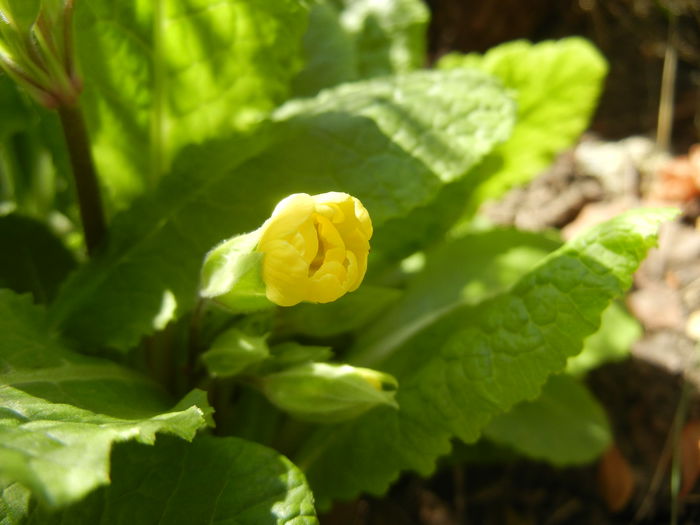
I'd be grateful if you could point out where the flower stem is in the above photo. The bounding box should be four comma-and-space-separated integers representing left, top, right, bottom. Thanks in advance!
57, 102, 106, 255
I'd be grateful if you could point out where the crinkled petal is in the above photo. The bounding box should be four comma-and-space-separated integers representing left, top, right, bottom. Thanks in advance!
309, 262, 346, 303
259, 194, 314, 245
261, 239, 309, 307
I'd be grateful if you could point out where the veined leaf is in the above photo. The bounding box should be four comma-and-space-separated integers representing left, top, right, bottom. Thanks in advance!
0, 290, 210, 508
295, 208, 676, 506
438, 38, 607, 218
23, 435, 318, 525
49, 68, 515, 352
75, 0, 310, 207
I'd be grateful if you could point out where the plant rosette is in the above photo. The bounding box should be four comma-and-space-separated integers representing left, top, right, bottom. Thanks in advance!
200, 191, 373, 311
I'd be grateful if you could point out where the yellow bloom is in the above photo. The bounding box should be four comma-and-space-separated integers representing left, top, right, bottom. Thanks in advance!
257, 192, 373, 306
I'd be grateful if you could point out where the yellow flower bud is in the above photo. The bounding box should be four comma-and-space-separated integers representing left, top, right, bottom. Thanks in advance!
257, 192, 373, 307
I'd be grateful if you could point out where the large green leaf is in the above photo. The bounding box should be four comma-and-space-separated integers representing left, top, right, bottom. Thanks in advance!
23, 435, 318, 525
75, 0, 310, 207
484, 374, 610, 465
294, 208, 675, 506
438, 38, 607, 217
292, 0, 429, 97
49, 68, 515, 352
0, 290, 210, 508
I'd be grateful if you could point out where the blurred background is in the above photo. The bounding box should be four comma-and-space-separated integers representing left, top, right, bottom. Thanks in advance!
426, 0, 699, 151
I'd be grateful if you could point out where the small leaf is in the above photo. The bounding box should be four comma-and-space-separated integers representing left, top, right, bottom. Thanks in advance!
262, 363, 398, 423
267, 342, 334, 371
202, 328, 270, 378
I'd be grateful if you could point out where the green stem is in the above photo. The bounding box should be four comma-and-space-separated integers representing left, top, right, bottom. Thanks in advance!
57, 102, 106, 255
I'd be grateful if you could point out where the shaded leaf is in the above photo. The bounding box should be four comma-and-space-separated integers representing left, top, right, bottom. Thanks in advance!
0, 290, 209, 508
25, 435, 318, 525
292, 0, 429, 97
484, 374, 611, 465
0, 213, 75, 302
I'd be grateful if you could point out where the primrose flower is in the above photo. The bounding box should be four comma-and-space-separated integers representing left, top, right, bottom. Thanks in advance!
257, 192, 373, 306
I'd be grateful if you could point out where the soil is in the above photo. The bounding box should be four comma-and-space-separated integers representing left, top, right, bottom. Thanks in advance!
322, 2, 700, 524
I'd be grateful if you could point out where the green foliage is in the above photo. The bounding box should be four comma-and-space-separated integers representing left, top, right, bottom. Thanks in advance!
23, 436, 318, 525
74, 0, 310, 207
0, 1, 674, 521
202, 328, 270, 378
0, 214, 75, 302
296, 209, 675, 506
439, 37, 608, 218
277, 285, 402, 337
48, 68, 514, 352
293, 0, 429, 96
484, 374, 611, 465
0, 291, 210, 508
567, 301, 641, 375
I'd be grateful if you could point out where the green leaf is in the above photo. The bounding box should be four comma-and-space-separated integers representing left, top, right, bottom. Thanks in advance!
267, 342, 333, 371
292, 0, 429, 97
202, 328, 270, 378
0, 0, 40, 32
262, 363, 398, 423
0, 214, 76, 303
334, 0, 429, 79
291, 2, 356, 97
0, 290, 210, 508
439, 38, 608, 217
24, 435, 318, 525
49, 68, 515, 352
484, 374, 611, 465
566, 301, 640, 376
0, 482, 29, 525
295, 208, 676, 506
352, 228, 560, 367
74, 0, 310, 207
